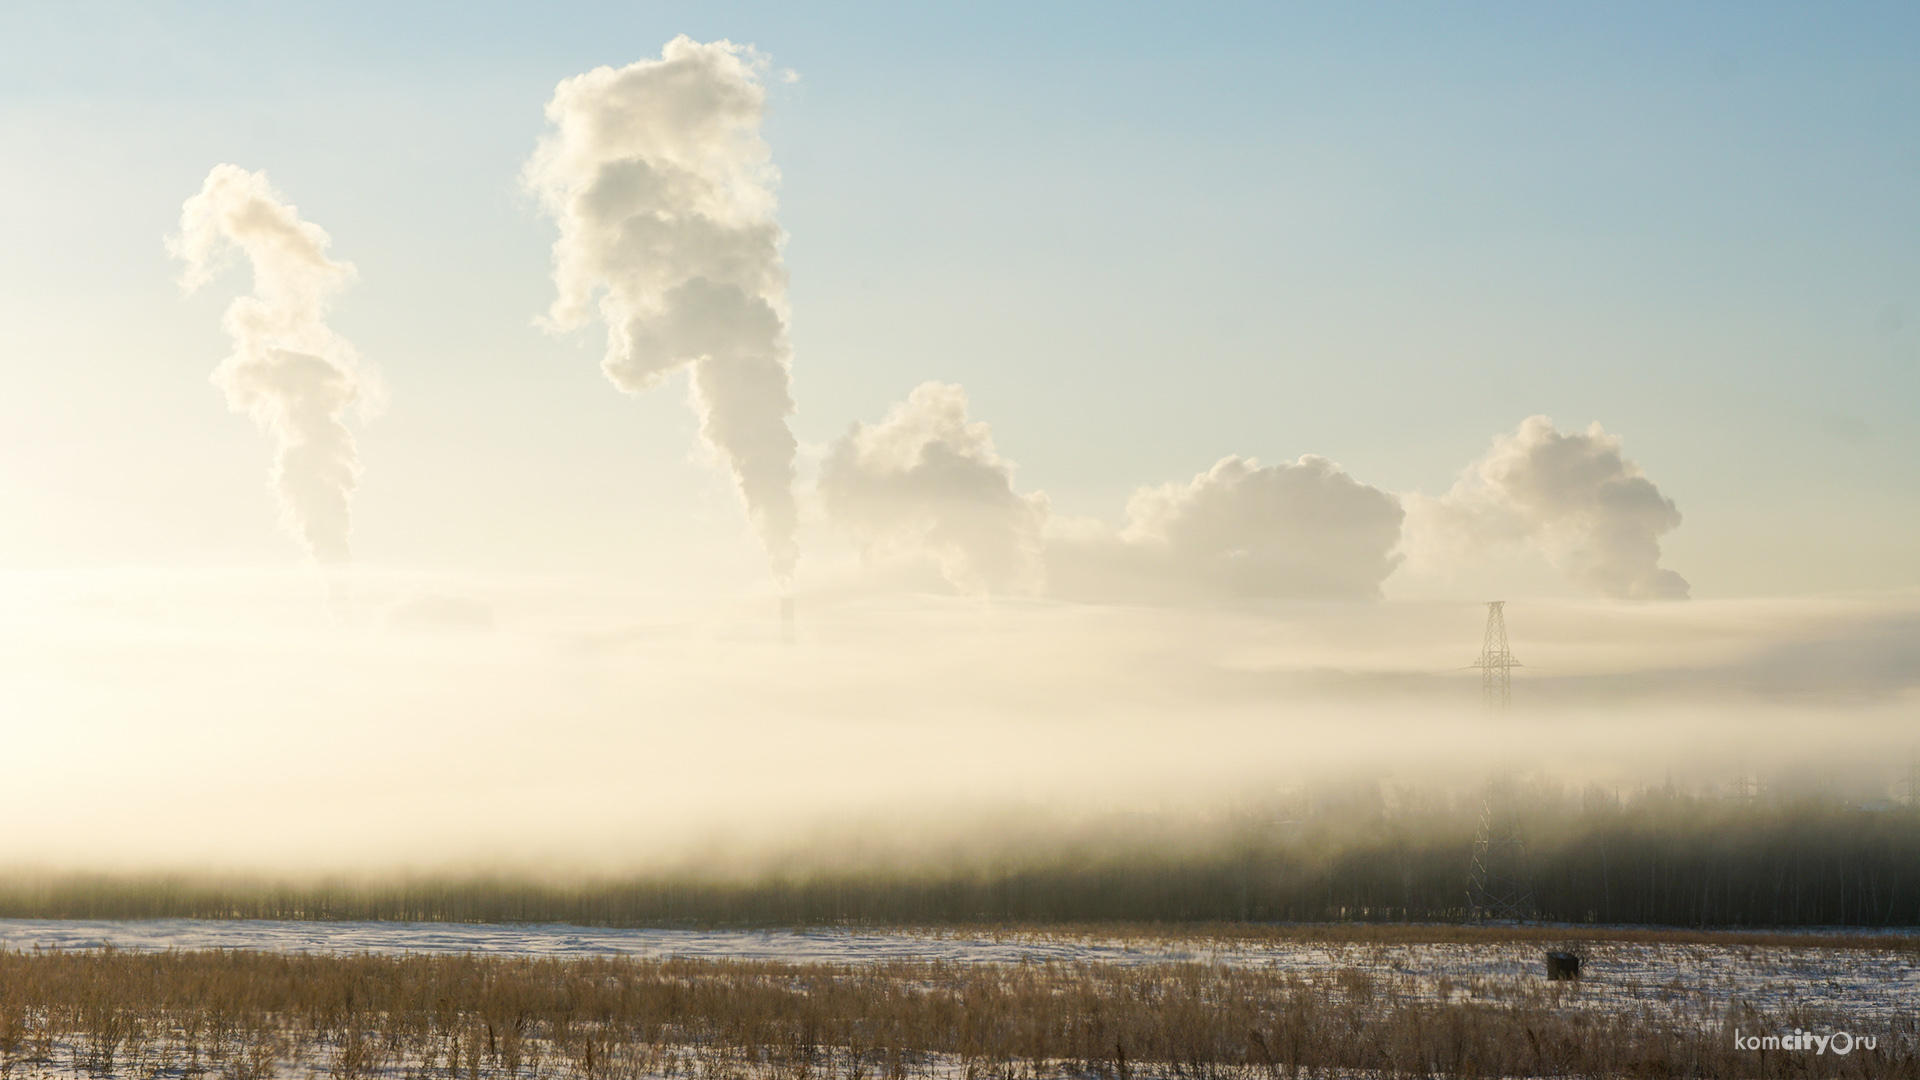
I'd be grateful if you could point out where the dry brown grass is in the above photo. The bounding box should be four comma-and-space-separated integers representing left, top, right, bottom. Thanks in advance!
948, 920, 1920, 953
0, 947, 1913, 1079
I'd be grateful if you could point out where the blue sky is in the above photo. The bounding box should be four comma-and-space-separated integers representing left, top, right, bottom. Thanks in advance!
1, 1, 1915, 594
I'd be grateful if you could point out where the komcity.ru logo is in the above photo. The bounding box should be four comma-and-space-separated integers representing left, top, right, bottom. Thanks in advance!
1734, 1029, 1876, 1055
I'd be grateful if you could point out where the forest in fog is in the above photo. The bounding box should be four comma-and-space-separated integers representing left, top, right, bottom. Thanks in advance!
9, 780, 1915, 928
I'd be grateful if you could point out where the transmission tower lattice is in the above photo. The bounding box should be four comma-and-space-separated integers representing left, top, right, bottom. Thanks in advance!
1463, 605, 1532, 920
1467, 779, 1538, 922
1728, 770, 1759, 807
1471, 601, 1520, 711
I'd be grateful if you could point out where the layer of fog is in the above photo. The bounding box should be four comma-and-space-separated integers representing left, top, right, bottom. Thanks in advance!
1, 568, 1910, 877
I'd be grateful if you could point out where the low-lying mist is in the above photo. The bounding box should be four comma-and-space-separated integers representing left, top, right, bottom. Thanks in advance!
1, 569, 1914, 885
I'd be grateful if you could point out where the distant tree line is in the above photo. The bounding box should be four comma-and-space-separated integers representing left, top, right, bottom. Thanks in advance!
5, 785, 1917, 928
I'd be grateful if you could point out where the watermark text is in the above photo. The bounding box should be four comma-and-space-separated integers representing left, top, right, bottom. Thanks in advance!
1734, 1029, 1876, 1055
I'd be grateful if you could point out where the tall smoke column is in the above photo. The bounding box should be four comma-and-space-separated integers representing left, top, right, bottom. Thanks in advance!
526, 36, 801, 586
169, 165, 364, 566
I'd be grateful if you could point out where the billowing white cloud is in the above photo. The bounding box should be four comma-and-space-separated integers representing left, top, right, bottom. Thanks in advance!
1050, 455, 1406, 602
1409, 416, 1688, 600
819, 383, 1047, 594
527, 36, 799, 582
824, 386, 1403, 601
170, 165, 364, 565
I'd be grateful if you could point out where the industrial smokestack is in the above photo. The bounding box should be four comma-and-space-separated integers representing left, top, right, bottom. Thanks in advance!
780, 594, 796, 646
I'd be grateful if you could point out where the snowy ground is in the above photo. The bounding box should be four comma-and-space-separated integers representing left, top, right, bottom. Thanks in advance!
0, 917, 1191, 964
2, 918, 1913, 1026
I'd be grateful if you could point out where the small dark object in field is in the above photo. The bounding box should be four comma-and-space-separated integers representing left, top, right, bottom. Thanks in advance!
1545, 951, 1582, 980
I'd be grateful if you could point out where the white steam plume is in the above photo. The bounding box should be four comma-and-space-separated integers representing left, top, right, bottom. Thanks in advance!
1407, 415, 1689, 600
170, 165, 364, 565
823, 386, 1404, 600
820, 382, 1047, 594
527, 36, 799, 582
1050, 455, 1406, 601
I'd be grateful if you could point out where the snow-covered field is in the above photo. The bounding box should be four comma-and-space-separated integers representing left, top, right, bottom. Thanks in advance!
0, 917, 1183, 964
3, 918, 1914, 1027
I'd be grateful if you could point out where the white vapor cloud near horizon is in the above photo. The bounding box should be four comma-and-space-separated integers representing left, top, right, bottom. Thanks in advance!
1404, 416, 1690, 601
527, 36, 800, 583
819, 383, 1048, 594
816, 385, 1681, 604
169, 165, 367, 565
1048, 454, 1405, 602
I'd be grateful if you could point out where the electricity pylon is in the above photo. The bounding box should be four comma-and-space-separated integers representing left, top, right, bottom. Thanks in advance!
1467, 777, 1538, 922
1471, 601, 1520, 711
1728, 768, 1759, 807
1465, 604, 1534, 920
